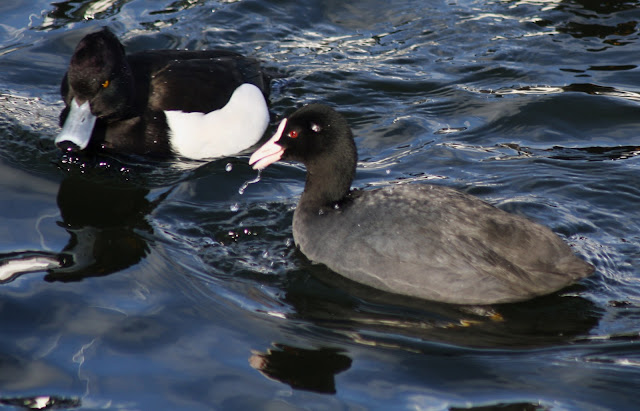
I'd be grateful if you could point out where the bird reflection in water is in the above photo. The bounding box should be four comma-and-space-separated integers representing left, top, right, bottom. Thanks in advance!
281, 265, 601, 350
249, 343, 352, 394
47, 175, 158, 281
0, 174, 165, 283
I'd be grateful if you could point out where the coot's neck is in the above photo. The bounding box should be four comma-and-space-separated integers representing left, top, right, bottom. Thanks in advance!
298, 138, 357, 212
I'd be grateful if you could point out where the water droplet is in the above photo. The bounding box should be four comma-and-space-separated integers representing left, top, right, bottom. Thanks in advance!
386, 169, 391, 174
333, 203, 340, 210
238, 169, 262, 195
225, 163, 233, 172
262, 250, 269, 258
230, 203, 239, 212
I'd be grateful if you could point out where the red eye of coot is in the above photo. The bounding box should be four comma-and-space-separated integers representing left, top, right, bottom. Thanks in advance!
288, 130, 299, 138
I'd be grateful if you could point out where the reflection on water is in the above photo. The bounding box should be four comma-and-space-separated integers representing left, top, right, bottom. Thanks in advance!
0, 395, 81, 409
282, 265, 601, 349
0, 172, 167, 283
469, 83, 640, 103
42, 1, 132, 30
47, 175, 156, 281
451, 402, 547, 411
557, 0, 640, 16
249, 344, 351, 394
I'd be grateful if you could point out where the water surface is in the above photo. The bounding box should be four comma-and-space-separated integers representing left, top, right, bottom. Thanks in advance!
1, 0, 639, 409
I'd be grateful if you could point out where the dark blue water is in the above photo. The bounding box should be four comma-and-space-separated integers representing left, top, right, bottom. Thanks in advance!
1, 0, 639, 409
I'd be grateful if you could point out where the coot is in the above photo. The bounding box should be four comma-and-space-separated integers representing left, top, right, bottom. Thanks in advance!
249, 104, 594, 305
56, 27, 271, 159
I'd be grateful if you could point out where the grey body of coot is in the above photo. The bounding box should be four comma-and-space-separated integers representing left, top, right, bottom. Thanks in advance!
249, 104, 593, 305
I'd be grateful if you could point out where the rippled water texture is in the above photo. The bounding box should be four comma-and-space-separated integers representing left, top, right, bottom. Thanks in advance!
1, 0, 639, 409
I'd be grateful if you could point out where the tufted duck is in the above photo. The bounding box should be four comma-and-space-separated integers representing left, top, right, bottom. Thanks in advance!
57, 27, 271, 159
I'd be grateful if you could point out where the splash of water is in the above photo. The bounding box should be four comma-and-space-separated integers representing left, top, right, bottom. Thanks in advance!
238, 169, 262, 195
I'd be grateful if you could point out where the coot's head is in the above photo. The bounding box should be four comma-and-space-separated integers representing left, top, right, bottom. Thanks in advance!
56, 28, 134, 152
250, 104, 356, 169
250, 104, 357, 204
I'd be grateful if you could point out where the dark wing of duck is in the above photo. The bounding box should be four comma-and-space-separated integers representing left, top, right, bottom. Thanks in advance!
127, 50, 270, 114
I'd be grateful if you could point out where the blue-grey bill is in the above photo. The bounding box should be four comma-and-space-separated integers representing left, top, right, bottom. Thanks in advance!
55, 98, 97, 150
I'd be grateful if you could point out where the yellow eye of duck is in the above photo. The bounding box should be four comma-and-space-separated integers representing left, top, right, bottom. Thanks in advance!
101, 80, 110, 89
